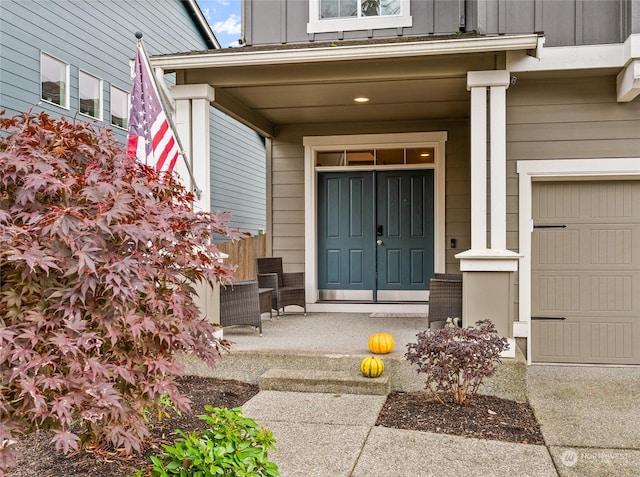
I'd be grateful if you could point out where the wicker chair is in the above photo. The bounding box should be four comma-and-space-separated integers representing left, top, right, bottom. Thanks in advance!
428, 273, 462, 329
256, 257, 306, 316
219, 280, 263, 335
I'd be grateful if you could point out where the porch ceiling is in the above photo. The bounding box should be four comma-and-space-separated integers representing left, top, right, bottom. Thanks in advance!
154, 35, 541, 137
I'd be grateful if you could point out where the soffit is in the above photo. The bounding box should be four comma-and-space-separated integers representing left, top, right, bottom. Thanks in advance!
156, 35, 541, 136
174, 53, 496, 135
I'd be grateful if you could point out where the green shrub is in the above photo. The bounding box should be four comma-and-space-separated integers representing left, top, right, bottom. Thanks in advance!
148, 405, 279, 476
405, 320, 509, 405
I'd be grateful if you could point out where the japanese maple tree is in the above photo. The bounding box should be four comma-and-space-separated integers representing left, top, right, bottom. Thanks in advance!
0, 112, 240, 474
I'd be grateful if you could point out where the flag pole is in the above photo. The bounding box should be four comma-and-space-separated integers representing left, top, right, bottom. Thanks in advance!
134, 32, 202, 201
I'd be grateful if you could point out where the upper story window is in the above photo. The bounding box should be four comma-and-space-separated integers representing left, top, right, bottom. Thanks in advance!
110, 85, 129, 129
79, 71, 102, 120
41, 52, 69, 108
308, 0, 411, 34
321, 0, 399, 18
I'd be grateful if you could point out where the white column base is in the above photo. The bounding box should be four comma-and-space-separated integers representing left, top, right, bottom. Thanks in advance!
455, 249, 521, 340
456, 248, 521, 271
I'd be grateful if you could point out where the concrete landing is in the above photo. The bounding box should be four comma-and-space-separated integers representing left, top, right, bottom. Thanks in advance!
182, 312, 528, 402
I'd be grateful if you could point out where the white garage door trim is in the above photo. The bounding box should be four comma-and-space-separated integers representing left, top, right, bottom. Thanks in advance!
517, 158, 640, 365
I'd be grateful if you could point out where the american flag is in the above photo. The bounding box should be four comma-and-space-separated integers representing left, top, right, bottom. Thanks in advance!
127, 44, 180, 174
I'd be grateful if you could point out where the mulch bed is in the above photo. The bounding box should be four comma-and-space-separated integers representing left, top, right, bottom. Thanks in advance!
376, 390, 545, 445
9, 377, 260, 477
8, 377, 544, 476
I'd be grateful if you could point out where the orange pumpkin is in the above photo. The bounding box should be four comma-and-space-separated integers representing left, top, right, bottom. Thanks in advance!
368, 332, 395, 354
360, 356, 384, 378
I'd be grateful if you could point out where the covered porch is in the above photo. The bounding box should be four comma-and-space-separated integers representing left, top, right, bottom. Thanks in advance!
152, 33, 544, 351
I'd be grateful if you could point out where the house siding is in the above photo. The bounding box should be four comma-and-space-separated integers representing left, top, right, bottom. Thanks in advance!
210, 108, 266, 234
270, 120, 471, 274
507, 74, 640, 181
472, 0, 635, 45
1, 0, 266, 233
0, 0, 207, 128
507, 75, 640, 220
270, 130, 306, 271
243, 0, 639, 47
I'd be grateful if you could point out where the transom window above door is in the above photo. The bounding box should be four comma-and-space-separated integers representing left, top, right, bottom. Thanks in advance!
308, 0, 411, 34
316, 147, 435, 167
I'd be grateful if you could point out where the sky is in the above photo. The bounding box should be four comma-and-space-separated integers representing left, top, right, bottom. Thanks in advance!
196, 0, 243, 48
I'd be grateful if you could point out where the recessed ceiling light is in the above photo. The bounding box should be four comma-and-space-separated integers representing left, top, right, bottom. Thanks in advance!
353, 97, 370, 103
420, 152, 431, 157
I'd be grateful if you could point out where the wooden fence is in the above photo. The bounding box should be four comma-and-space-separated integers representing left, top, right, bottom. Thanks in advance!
217, 234, 267, 280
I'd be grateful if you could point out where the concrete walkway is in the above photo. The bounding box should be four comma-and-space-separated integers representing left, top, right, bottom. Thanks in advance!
238, 364, 640, 477
211, 313, 640, 476
242, 391, 556, 477
528, 365, 640, 477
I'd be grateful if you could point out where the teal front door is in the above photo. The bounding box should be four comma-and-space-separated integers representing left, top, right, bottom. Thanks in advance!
318, 170, 434, 301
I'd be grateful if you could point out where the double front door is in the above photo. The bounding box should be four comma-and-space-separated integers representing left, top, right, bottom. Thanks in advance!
318, 170, 434, 302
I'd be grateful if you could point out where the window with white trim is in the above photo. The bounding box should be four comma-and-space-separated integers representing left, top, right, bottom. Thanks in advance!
79, 71, 102, 120
41, 52, 69, 108
316, 147, 435, 167
110, 85, 129, 129
308, 0, 411, 34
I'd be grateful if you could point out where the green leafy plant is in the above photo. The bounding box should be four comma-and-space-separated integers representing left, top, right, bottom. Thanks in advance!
142, 393, 182, 426
0, 112, 244, 475
405, 320, 509, 405
148, 405, 279, 476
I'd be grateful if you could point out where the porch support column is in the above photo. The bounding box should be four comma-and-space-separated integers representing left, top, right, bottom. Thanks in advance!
490, 80, 507, 250
171, 84, 221, 326
171, 84, 216, 213
469, 84, 487, 249
456, 71, 520, 357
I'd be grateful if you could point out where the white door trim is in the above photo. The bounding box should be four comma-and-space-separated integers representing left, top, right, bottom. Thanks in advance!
517, 158, 640, 364
304, 132, 447, 311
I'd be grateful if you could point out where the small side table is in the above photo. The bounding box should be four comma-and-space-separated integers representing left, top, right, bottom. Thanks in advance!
258, 288, 274, 320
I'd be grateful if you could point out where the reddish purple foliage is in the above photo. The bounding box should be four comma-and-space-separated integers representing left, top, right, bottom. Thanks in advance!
405, 320, 509, 405
0, 112, 242, 474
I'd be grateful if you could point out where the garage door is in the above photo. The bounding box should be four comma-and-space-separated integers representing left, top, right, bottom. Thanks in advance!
531, 181, 640, 364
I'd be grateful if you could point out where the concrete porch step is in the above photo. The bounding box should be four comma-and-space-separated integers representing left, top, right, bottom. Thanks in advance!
180, 339, 528, 402
258, 367, 390, 395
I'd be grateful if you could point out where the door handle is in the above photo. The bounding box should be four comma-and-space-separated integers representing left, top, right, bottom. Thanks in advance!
376, 239, 383, 246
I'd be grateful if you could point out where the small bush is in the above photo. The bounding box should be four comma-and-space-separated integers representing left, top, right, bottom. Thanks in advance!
148, 405, 279, 477
405, 320, 508, 405
0, 112, 242, 474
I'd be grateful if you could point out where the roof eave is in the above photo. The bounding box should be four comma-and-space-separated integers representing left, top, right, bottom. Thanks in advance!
182, 0, 221, 50
151, 33, 543, 69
